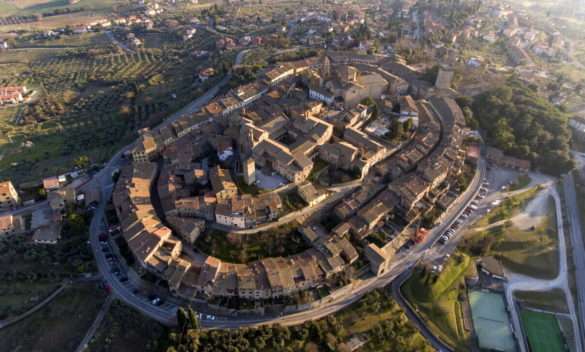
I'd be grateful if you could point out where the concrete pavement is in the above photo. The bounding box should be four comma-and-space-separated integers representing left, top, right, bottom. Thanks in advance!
562, 173, 585, 351
0, 200, 48, 217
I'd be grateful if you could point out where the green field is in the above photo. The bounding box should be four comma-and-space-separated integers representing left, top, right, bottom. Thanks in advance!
0, 283, 106, 352
0, 30, 219, 183
0, 0, 122, 17
521, 309, 567, 352
195, 224, 310, 263
515, 289, 569, 314
0, 281, 60, 320
461, 189, 559, 279
87, 300, 166, 352
493, 196, 558, 279
401, 253, 473, 350
469, 290, 516, 352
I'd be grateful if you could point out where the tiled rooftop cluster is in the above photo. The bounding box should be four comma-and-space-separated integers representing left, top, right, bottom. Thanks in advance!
114, 51, 471, 302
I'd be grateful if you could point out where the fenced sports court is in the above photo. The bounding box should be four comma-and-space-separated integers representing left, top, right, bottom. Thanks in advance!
469, 290, 517, 352
520, 309, 567, 352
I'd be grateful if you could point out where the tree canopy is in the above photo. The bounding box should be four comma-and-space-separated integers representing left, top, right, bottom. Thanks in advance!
466, 79, 573, 176
165, 291, 432, 352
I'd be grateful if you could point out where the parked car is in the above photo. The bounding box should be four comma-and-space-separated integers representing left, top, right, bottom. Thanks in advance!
151, 297, 163, 306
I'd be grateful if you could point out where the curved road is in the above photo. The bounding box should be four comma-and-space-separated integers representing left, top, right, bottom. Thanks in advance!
504, 186, 583, 352
88, 48, 250, 326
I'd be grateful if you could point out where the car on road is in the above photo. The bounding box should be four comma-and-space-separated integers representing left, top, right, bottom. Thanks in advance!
151, 297, 163, 306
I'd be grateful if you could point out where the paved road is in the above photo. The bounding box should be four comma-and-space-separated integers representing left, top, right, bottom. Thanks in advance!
504, 185, 582, 352
74, 295, 114, 352
87, 47, 252, 326
0, 200, 48, 217
562, 173, 585, 351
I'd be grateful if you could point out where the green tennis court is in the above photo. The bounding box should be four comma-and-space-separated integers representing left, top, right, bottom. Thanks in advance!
520, 309, 567, 352
469, 290, 517, 352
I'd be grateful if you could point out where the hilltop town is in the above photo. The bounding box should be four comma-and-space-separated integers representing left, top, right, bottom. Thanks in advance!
111, 49, 472, 306
1, 0, 585, 351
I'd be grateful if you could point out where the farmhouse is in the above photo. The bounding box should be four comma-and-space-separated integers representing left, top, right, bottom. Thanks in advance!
0, 180, 19, 209
0, 86, 27, 105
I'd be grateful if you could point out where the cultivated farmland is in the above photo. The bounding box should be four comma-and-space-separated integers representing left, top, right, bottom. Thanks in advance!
0, 30, 220, 183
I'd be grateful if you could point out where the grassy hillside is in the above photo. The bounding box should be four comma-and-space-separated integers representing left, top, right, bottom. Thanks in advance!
401, 253, 473, 351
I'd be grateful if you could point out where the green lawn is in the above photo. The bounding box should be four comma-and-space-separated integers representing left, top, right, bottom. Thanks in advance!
0, 0, 124, 16
235, 176, 262, 195
308, 157, 329, 182
87, 300, 166, 352
515, 289, 569, 314
194, 225, 310, 263
494, 196, 558, 279
401, 253, 472, 351
0, 281, 60, 320
521, 309, 567, 352
0, 283, 106, 352
462, 190, 559, 279
0, 0, 19, 15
